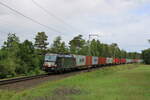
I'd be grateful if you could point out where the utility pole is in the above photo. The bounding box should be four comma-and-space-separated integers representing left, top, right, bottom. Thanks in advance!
88, 34, 99, 56
113, 47, 116, 58
88, 34, 99, 71
112, 43, 117, 59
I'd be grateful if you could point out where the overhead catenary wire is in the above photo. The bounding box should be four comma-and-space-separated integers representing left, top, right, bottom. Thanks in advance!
0, 1, 62, 34
31, 0, 82, 33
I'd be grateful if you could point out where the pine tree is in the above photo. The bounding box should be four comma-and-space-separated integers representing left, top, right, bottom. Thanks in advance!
34, 32, 49, 55
50, 36, 68, 53
69, 35, 86, 54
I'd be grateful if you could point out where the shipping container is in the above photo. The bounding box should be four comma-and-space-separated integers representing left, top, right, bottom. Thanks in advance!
113, 58, 120, 64
106, 58, 113, 64
92, 56, 98, 65
86, 56, 92, 66
138, 59, 143, 63
126, 59, 132, 63
74, 55, 86, 66
120, 58, 126, 64
132, 59, 139, 63
113, 58, 115, 64
98, 57, 106, 65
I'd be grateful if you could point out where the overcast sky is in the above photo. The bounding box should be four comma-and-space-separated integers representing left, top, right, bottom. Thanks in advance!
0, 0, 150, 52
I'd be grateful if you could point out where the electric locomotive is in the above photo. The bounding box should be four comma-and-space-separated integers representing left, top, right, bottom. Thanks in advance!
43, 53, 76, 72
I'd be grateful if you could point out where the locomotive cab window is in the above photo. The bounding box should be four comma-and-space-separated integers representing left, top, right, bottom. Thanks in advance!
45, 55, 57, 62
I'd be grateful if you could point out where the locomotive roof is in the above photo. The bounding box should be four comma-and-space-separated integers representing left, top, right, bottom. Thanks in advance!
45, 53, 74, 58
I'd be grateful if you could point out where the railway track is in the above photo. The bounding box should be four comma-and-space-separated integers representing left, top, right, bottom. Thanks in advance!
0, 64, 137, 91
0, 64, 129, 86
0, 65, 112, 86
0, 74, 49, 85
0, 67, 96, 86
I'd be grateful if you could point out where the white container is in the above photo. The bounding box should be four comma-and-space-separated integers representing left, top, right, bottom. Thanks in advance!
74, 55, 86, 66
92, 56, 98, 65
106, 58, 113, 64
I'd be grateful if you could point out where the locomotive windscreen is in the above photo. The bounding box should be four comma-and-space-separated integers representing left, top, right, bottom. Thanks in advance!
45, 54, 57, 62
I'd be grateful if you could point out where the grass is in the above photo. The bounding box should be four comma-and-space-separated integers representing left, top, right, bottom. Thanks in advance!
0, 64, 150, 100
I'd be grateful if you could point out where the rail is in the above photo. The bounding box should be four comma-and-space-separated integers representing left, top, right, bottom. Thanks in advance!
0, 74, 49, 85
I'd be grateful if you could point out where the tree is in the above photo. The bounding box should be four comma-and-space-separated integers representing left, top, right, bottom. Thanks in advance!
17, 40, 43, 74
110, 43, 118, 58
69, 35, 86, 54
142, 49, 150, 64
50, 36, 68, 53
0, 57, 18, 78
120, 50, 127, 58
16, 40, 34, 74
0, 33, 20, 78
0, 33, 45, 78
34, 32, 49, 55
90, 39, 99, 56
3, 33, 19, 48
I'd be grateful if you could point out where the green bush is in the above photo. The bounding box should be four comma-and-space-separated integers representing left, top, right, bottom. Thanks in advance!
142, 48, 150, 64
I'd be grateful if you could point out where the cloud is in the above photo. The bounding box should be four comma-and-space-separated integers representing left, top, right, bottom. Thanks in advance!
0, 0, 150, 52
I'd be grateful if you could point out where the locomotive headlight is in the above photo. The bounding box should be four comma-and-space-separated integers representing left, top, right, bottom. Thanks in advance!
44, 62, 56, 67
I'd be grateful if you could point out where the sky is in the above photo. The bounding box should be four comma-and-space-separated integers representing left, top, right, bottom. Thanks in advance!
0, 0, 150, 53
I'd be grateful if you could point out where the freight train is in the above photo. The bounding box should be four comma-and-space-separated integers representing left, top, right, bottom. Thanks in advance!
43, 53, 143, 72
